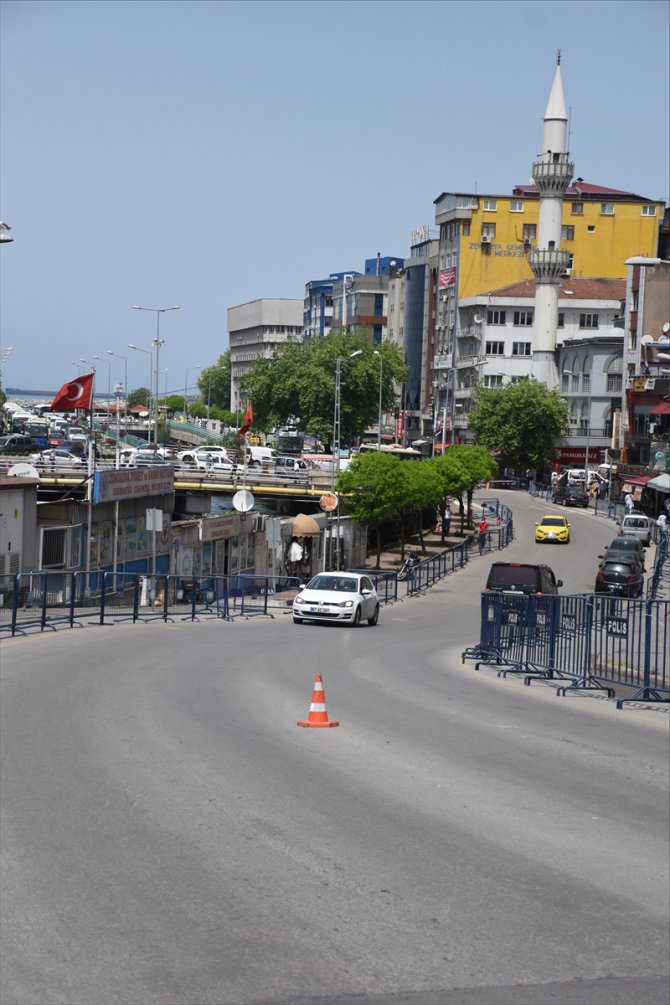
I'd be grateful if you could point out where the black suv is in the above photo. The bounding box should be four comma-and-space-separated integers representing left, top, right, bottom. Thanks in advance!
552, 484, 589, 508
595, 558, 644, 598
0, 435, 43, 455
485, 562, 563, 595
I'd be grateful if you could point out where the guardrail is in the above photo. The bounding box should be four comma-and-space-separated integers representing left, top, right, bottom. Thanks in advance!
462, 591, 669, 710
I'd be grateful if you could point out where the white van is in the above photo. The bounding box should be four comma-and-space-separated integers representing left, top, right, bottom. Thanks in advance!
618, 513, 652, 546
247, 445, 276, 466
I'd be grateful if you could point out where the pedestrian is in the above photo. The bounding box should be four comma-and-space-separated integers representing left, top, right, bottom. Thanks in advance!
657, 512, 667, 534
624, 492, 634, 514
478, 517, 490, 555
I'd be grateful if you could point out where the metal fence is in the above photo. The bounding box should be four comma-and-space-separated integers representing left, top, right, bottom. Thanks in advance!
462, 591, 669, 710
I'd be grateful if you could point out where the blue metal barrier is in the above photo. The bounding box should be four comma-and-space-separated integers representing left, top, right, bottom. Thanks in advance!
463, 592, 669, 709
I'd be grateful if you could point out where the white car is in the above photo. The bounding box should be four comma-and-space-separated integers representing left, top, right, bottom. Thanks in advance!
293, 571, 379, 627
192, 451, 237, 474
177, 445, 229, 464
29, 448, 87, 467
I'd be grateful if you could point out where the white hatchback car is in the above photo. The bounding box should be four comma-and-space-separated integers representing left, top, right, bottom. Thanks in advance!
293, 571, 379, 627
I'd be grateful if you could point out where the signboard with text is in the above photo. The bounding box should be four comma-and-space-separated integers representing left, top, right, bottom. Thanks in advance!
94, 466, 175, 504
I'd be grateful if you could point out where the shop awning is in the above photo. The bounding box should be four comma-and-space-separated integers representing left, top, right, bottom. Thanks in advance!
622, 476, 651, 487
650, 401, 670, 415
647, 473, 670, 493
292, 513, 321, 536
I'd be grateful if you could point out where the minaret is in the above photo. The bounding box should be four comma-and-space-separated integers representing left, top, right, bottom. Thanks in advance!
528, 52, 574, 388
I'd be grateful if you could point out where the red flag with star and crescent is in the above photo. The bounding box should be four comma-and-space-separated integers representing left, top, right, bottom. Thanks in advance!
238, 401, 253, 436
51, 373, 95, 411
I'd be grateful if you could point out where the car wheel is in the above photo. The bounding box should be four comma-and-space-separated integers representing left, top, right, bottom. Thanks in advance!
293, 616, 303, 624
352, 606, 362, 627
367, 604, 379, 627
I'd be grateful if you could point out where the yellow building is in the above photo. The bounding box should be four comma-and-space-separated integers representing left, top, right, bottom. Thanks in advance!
434, 183, 664, 300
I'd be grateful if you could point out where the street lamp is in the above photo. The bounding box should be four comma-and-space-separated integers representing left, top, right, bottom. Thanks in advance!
563, 369, 591, 478
70, 360, 84, 373
128, 343, 153, 434
131, 305, 180, 445
92, 355, 112, 416
184, 365, 201, 421
373, 349, 383, 451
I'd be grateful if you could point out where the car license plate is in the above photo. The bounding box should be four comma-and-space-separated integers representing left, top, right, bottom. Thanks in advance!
310, 606, 329, 614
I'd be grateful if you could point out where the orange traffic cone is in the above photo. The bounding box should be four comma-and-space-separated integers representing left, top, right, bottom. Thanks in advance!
297, 673, 339, 728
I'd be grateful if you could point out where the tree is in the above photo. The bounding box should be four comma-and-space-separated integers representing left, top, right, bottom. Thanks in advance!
240, 329, 407, 448
468, 378, 568, 474
445, 445, 498, 529
199, 352, 231, 412
127, 387, 150, 408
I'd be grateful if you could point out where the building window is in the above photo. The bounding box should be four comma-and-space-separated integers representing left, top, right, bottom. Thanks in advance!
582, 370, 590, 393
641, 205, 656, 216
486, 309, 506, 325
561, 225, 575, 241
512, 342, 531, 356
579, 313, 599, 329
463, 221, 470, 236
558, 312, 565, 328
483, 374, 503, 387
510, 200, 524, 213
485, 341, 504, 355
513, 311, 533, 326
482, 223, 496, 238
483, 199, 497, 211
587, 225, 596, 233
607, 373, 623, 392
600, 203, 615, 215
571, 202, 584, 215
522, 224, 537, 242
561, 371, 570, 393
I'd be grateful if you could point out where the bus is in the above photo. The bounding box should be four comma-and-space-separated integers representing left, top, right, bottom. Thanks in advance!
22, 419, 50, 448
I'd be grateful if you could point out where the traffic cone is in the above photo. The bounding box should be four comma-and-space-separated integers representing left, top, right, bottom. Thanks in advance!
297, 673, 339, 728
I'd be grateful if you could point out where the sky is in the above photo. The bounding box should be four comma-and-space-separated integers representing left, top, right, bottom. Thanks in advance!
1, 0, 668, 396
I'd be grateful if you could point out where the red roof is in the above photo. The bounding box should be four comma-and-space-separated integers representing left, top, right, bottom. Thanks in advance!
512, 180, 654, 200
484, 277, 626, 301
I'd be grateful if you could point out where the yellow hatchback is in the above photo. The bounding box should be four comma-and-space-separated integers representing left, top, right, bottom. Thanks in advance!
535, 514, 571, 544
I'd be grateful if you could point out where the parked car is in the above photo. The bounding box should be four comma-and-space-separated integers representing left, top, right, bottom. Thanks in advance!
293, 571, 379, 626
134, 448, 172, 467
485, 562, 563, 595
595, 558, 644, 598
599, 535, 646, 571
552, 484, 589, 507
617, 513, 652, 546
247, 445, 277, 466
534, 514, 571, 544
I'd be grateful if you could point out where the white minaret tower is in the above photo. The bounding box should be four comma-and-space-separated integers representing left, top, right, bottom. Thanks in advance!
528, 52, 574, 389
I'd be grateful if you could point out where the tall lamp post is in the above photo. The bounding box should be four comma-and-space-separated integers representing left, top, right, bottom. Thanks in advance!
563, 369, 592, 478
131, 305, 180, 445
373, 349, 383, 450
184, 365, 201, 421
92, 354, 112, 417
128, 343, 153, 435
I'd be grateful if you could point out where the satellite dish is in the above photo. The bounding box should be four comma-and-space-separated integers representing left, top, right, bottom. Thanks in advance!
232, 489, 254, 513
640, 335, 654, 346
659, 335, 669, 345
662, 322, 670, 333
656, 352, 670, 362
8, 463, 40, 479
473, 314, 484, 324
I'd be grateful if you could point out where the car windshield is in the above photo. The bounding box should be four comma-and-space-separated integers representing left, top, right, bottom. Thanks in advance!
307, 576, 358, 593
541, 518, 565, 527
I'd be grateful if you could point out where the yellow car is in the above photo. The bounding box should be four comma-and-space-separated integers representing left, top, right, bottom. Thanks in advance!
535, 514, 571, 544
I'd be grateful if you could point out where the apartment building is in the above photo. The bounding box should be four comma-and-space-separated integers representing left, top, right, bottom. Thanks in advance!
228, 299, 303, 409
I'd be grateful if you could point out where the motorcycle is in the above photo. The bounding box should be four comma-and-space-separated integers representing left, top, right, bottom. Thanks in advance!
397, 553, 419, 581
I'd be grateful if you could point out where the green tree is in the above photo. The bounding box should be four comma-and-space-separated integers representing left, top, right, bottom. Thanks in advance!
468, 378, 568, 474
241, 329, 407, 448
127, 387, 150, 408
446, 445, 498, 530
199, 351, 231, 412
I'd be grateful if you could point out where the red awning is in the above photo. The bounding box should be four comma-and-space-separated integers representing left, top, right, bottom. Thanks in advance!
623, 476, 651, 486
650, 401, 670, 415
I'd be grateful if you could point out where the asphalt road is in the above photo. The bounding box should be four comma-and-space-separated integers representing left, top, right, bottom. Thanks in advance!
1, 491, 668, 1005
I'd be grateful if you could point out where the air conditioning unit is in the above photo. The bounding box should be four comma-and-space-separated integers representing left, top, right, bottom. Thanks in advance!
481, 235, 492, 245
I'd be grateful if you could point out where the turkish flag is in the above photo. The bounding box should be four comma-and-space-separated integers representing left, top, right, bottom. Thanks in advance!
239, 401, 253, 435
51, 373, 95, 411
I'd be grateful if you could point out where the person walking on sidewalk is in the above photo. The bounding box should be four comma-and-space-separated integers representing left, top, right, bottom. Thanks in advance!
478, 517, 490, 555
